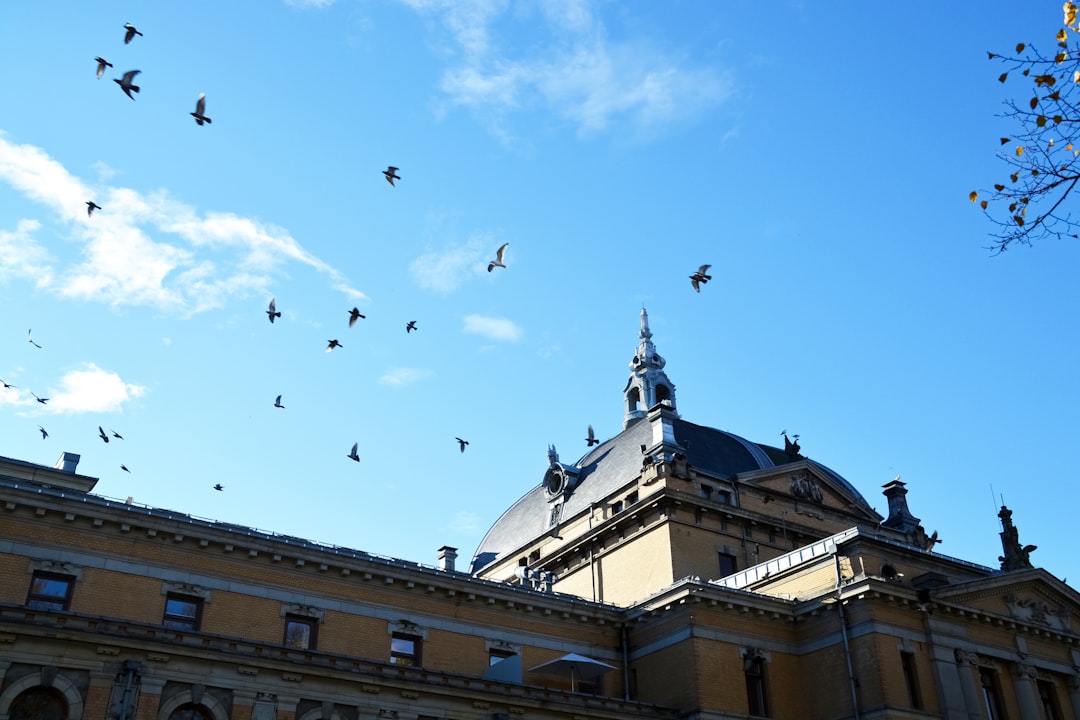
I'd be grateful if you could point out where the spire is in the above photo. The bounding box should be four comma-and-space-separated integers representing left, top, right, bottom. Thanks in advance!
623, 307, 677, 428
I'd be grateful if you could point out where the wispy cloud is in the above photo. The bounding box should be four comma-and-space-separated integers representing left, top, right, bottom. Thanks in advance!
402, 1, 733, 138
409, 234, 494, 293
444, 510, 483, 536
1, 364, 145, 415
379, 367, 434, 387
463, 314, 522, 342
0, 134, 365, 314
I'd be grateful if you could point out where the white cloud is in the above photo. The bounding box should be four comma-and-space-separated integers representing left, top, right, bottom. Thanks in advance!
379, 367, 434, 387
409, 235, 493, 293
463, 314, 522, 342
403, 1, 732, 137
0, 219, 53, 287
1, 364, 144, 415
0, 134, 366, 314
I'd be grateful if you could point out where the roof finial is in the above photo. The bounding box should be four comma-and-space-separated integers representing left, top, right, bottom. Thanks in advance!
640, 306, 652, 340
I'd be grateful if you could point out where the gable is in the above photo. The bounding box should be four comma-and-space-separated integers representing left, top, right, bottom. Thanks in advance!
933, 569, 1080, 634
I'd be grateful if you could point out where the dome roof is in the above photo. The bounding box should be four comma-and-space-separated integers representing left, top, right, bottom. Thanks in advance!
469, 415, 870, 573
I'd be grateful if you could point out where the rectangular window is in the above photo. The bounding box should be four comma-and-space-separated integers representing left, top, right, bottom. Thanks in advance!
979, 668, 1005, 720
718, 552, 738, 577
162, 594, 202, 631
390, 633, 421, 666
611, 500, 624, 515
26, 572, 75, 611
1037, 679, 1061, 720
283, 615, 317, 650
744, 656, 769, 717
900, 651, 922, 709
700, 484, 713, 500
626, 491, 638, 505
717, 491, 732, 505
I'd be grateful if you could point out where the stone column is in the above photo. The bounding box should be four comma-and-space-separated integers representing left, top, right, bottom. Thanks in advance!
928, 645, 972, 719
953, 651, 983, 720
1011, 663, 1040, 720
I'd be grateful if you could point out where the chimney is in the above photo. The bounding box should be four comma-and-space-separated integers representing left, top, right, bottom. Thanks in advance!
437, 546, 458, 573
881, 477, 921, 533
53, 452, 81, 474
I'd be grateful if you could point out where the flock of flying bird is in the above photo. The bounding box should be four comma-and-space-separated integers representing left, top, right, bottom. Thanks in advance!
13, 20, 719, 493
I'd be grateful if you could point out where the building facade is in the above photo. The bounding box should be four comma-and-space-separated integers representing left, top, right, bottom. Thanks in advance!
2, 310, 1079, 719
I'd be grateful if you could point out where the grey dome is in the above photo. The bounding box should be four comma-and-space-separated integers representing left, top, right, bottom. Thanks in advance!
470, 416, 868, 574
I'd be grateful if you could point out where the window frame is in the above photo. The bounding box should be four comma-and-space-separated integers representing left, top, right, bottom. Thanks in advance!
718, 552, 738, 578
1037, 678, 1061, 720
489, 648, 516, 666
283, 614, 318, 650
390, 632, 422, 666
744, 655, 769, 717
25, 571, 75, 611
979, 667, 1005, 720
162, 593, 203, 631
900, 651, 922, 709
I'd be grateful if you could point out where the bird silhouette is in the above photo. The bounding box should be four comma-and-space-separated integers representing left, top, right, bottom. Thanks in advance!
121, 465, 130, 473
86, 201, 102, 216
111, 429, 124, 439
38, 426, 48, 439
274, 394, 285, 408
456, 437, 469, 453
266, 298, 281, 323
213, 483, 224, 491
1, 379, 14, 388
28, 329, 41, 348
383, 166, 400, 186
586, 425, 599, 447
348, 308, 365, 327
326, 339, 342, 352
94, 57, 112, 79
191, 93, 211, 125
347, 442, 360, 462
114, 70, 141, 100
690, 264, 712, 292
31, 392, 48, 404
487, 243, 509, 272
406, 321, 417, 333
98, 426, 110, 443
123, 23, 142, 44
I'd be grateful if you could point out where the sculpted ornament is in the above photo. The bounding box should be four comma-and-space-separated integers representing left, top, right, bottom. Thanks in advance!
790, 473, 823, 503
1003, 593, 1070, 631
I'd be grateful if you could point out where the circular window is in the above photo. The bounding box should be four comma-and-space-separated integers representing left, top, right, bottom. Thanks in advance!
543, 468, 566, 496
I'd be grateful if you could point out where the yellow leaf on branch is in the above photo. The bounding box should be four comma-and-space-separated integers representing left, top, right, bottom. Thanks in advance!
970, 191, 979, 202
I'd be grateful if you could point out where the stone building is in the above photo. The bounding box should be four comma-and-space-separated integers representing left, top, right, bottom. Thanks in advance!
2, 310, 1079, 719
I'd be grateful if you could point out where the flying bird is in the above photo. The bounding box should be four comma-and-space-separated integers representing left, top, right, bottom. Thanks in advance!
94, 57, 112, 79
111, 429, 124, 439
274, 395, 285, 408
114, 70, 141, 100
213, 483, 224, 491
586, 425, 599, 447
191, 93, 211, 125
405, 321, 417, 333
123, 23, 142, 44
326, 339, 342, 352
1, 379, 15, 389
348, 308, 365, 327
383, 166, 400, 186
98, 426, 110, 443
86, 201, 102, 216
266, 298, 281, 323
31, 392, 48, 404
487, 243, 509, 272
121, 465, 130, 473
690, 264, 712, 292
456, 437, 469, 453
347, 442, 360, 462
38, 426, 48, 439
28, 329, 41, 348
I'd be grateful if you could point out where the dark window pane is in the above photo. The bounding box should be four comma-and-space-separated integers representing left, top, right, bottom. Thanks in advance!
284, 619, 314, 649
26, 573, 74, 611
10, 688, 67, 720
163, 595, 201, 630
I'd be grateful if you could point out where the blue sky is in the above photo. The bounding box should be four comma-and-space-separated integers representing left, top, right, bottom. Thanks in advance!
1, 1, 1078, 584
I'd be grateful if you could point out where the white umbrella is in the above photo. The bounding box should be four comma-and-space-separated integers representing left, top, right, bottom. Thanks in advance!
528, 652, 617, 692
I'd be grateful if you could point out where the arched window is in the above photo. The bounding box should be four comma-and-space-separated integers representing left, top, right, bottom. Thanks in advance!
655, 384, 670, 404
9, 688, 67, 720
167, 704, 214, 720
627, 387, 640, 413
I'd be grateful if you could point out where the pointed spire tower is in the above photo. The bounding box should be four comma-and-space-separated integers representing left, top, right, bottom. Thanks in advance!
623, 307, 678, 428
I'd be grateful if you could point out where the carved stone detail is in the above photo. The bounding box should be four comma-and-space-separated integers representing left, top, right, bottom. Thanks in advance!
789, 473, 823, 504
